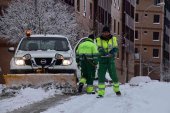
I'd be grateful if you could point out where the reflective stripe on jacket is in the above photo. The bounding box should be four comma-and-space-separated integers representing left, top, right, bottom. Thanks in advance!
76, 38, 99, 61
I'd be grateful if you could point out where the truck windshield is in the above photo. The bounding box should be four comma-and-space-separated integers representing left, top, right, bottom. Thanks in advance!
19, 37, 70, 51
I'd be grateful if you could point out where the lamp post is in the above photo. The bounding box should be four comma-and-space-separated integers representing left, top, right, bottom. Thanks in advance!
139, 2, 165, 76
160, 2, 165, 81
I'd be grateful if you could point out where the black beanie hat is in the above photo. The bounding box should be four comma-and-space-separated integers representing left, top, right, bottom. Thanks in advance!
102, 26, 110, 32
88, 34, 95, 39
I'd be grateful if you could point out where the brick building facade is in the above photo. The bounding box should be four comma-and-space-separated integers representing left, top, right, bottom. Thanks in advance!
135, 0, 164, 80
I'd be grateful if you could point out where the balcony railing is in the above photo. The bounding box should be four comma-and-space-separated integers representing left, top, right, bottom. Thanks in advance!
125, 13, 134, 30
125, 38, 135, 54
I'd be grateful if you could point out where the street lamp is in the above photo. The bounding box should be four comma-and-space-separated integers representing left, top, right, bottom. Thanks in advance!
139, 2, 165, 76
160, 2, 165, 81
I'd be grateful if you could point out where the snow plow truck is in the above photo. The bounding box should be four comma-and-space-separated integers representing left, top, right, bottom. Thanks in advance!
0, 33, 78, 90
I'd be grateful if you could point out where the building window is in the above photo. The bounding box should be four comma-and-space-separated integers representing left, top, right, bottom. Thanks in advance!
83, 0, 86, 16
118, 22, 120, 35
98, 6, 101, 23
104, 11, 107, 25
144, 48, 147, 52
144, 31, 148, 35
153, 15, 160, 23
135, 30, 138, 39
90, 3, 93, 19
114, 19, 116, 33
136, 0, 139, 4
135, 48, 138, 53
101, 8, 104, 24
135, 48, 139, 59
153, 32, 159, 40
118, 0, 120, 10
77, 0, 80, 12
135, 13, 139, 22
154, 0, 160, 5
153, 49, 159, 58
113, 0, 116, 7
108, 13, 111, 28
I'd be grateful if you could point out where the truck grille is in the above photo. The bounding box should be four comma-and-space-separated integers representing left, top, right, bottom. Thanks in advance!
55, 59, 63, 65
34, 58, 52, 66
25, 60, 32, 65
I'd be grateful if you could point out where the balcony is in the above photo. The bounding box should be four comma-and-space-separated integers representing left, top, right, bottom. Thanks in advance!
125, 13, 134, 30
125, 38, 135, 54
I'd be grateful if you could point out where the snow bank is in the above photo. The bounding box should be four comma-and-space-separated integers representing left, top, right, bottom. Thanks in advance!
43, 81, 170, 113
129, 76, 152, 86
0, 87, 62, 113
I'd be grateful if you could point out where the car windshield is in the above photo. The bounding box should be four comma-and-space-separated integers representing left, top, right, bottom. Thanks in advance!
19, 37, 70, 51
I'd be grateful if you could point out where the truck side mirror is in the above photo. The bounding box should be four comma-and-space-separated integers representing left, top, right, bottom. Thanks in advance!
8, 47, 15, 53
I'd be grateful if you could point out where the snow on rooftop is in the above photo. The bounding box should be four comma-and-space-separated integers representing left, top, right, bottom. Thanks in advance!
30, 34, 67, 38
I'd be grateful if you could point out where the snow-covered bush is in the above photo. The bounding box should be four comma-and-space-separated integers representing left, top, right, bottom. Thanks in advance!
0, 0, 84, 46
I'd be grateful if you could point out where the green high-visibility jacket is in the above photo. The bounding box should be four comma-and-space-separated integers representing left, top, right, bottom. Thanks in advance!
76, 38, 99, 64
96, 35, 118, 55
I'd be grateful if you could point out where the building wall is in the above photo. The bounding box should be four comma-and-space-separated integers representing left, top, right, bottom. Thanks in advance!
95, 0, 112, 34
0, 0, 12, 75
162, 0, 170, 81
120, 0, 135, 83
111, 0, 124, 83
135, 0, 164, 80
74, 0, 94, 36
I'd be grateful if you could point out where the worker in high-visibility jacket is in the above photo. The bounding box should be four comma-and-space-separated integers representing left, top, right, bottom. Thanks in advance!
96, 26, 121, 98
76, 34, 99, 94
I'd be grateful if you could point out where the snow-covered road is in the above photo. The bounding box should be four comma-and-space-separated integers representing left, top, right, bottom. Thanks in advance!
0, 77, 170, 113
43, 81, 170, 113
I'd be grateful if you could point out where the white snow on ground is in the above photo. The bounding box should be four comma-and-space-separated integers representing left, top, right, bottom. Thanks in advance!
0, 87, 62, 113
43, 77, 170, 113
0, 76, 170, 113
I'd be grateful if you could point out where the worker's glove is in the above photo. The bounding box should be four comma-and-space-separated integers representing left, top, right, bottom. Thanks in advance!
98, 47, 106, 56
109, 48, 118, 57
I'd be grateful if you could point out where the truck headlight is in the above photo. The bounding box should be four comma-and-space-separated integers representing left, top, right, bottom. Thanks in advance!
62, 58, 72, 65
15, 58, 25, 65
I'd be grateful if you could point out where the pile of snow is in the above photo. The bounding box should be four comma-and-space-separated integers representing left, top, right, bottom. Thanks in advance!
105, 72, 112, 81
0, 87, 62, 113
43, 81, 170, 113
129, 76, 152, 86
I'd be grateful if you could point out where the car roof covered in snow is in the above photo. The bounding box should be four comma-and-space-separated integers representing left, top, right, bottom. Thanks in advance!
29, 34, 67, 38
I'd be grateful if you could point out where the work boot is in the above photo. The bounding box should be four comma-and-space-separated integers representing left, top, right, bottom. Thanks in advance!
115, 91, 121, 96
78, 83, 84, 93
96, 95, 103, 98
87, 91, 96, 94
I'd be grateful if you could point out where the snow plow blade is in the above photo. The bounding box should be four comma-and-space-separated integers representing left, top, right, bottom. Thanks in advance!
0, 74, 77, 88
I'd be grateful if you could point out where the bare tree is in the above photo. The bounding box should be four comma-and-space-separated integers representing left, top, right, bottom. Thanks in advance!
0, 0, 84, 46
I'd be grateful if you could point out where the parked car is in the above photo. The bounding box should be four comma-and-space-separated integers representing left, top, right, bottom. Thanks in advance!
8, 34, 78, 75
